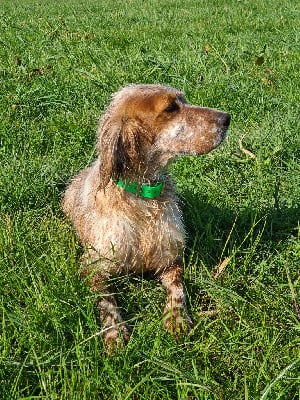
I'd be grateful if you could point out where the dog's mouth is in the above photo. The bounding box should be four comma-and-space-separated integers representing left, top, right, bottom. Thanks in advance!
214, 112, 231, 147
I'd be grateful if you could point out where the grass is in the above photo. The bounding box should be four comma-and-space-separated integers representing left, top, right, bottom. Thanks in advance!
0, 0, 299, 398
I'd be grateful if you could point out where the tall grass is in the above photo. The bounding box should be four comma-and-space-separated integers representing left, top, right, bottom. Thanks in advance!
0, 0, 299, 399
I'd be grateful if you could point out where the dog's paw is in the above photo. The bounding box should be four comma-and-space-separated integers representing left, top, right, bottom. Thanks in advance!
102, 323, 130, 353
163, 308, 193, 335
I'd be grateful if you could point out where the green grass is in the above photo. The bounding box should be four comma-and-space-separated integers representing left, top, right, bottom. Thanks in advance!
0, 0, 299, 398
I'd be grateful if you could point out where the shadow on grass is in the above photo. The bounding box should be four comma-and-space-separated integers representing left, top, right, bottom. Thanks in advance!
181, 190, 299, 270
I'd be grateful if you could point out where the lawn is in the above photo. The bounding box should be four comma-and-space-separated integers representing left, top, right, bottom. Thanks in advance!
0, 0, 299, 399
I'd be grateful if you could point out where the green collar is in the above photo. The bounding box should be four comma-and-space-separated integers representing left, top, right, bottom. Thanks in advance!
116, 178, 164, 199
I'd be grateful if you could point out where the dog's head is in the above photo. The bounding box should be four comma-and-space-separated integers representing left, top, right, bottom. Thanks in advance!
97, 84, 230, 187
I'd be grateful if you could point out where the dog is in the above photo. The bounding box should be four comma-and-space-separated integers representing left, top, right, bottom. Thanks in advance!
62, 84, 230, 349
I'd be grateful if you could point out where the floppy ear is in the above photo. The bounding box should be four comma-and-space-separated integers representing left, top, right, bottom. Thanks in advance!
96, 111, 141, 189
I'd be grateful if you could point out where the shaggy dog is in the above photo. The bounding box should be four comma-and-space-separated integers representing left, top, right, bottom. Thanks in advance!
62, 84, 230, 348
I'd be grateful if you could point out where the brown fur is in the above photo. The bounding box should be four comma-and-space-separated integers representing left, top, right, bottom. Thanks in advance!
62, 84, 230, 349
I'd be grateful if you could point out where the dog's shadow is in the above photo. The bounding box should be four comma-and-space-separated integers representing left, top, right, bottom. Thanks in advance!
181, 189, 299, 283
177, 190, 299, 318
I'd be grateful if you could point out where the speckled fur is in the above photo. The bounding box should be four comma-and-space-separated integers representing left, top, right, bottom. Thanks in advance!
62, 84, 230, 348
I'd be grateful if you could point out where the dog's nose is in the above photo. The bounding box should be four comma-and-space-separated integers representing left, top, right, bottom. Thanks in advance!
216, 111, 230, 129
222, 113, 231, 128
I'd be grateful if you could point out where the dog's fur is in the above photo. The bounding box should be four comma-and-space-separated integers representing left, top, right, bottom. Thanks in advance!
62, 84, 230, 348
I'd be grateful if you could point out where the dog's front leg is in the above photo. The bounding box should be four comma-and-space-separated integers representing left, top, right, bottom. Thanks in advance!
85, 269, 130, 350
159, 263, 193, 334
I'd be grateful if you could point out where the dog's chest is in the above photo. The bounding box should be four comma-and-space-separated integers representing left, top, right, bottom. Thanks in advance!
124, 198, 185, 271
94, 189, 185, 272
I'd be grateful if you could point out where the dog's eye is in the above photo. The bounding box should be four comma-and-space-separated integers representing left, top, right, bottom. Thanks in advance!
164, 102, 179, 113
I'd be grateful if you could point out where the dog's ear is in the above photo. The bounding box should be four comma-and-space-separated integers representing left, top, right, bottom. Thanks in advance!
96, 112, 141, 189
